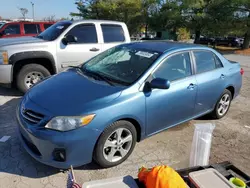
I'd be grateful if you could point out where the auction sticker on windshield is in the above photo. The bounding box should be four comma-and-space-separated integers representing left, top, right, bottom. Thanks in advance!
135, 51, 154, 58
56, 26, 65, 29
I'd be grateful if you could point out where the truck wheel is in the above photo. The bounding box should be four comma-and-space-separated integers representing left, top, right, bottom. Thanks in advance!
16, 64, 51, 93
93, 120, 137, 168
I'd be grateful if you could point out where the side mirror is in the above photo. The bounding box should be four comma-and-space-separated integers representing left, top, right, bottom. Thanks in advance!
150, 78, 170, 89
62, 35, 77, 45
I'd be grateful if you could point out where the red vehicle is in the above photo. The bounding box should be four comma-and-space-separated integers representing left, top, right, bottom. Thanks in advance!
0, 21, 55, 38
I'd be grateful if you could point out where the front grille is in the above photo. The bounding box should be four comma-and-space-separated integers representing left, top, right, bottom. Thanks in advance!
21, 109, 44, 124
21, 134, 41, 156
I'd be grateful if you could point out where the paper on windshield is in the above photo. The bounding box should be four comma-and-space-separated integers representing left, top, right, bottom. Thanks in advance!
56, 26, 65, 29
135, 51, 154, 58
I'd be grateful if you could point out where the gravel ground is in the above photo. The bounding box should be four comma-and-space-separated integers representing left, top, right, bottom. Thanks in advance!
0, 54, 249, 187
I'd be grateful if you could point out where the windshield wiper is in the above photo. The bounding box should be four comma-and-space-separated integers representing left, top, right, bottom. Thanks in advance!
68, 65, 81, 69
68, 65, 85, 74
83, 69, 114, 86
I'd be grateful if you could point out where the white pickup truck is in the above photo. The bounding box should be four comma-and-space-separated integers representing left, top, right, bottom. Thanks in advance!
0, 20, 131, 92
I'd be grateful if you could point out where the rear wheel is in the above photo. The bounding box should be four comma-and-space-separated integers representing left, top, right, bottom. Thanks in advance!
16, 64, 51, 93
211, 89, 232, 119
93, 121, 137, 168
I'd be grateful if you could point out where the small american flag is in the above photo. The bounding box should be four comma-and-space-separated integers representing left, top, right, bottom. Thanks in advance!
71, 182, 81, 188
67, 165, 82, 188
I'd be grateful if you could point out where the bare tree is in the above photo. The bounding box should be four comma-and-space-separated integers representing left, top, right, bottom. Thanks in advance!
18, 8, 28, 20
43, 15, 56, 22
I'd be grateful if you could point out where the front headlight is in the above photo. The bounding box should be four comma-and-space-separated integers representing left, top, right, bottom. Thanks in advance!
45, 114, 95, 131
0, 51, 8, 64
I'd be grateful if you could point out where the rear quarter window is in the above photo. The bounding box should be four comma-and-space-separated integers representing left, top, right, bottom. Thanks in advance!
214, 54, 223, 68
101, 24, 125, 43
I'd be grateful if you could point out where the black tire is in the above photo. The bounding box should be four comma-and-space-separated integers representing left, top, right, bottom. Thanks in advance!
16, 64, 51, 93
93, 120, 137, 168
211, 89, 232, 119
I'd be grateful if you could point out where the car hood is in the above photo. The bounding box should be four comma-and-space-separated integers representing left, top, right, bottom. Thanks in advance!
0, 37, 45, 47
27, 69, 123, 116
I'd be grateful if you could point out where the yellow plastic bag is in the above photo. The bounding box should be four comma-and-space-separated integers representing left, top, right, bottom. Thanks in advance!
138, 165, 187, 188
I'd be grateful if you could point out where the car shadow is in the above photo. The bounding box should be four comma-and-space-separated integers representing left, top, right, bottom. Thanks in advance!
195, 114, 216, 121
74, 162, 101, 171
0, 86, 23, 97
0, 92, 61, 179
0, 90, 103, 180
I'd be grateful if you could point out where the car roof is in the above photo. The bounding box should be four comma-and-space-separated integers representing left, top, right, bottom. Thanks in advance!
3, 21, 55, 24
62, 19, 125, 25
126, 41, 205, 53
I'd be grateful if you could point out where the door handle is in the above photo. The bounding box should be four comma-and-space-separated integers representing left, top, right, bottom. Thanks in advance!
187, 83, 196, 90
220, 74, 225, 79
89, 47, 100, 52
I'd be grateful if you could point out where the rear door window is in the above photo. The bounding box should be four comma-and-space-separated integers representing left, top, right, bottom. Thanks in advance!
193, 51, 217, 74
4, 24, 21, 35
24, 24, 41, 34
101, 24, 125, 43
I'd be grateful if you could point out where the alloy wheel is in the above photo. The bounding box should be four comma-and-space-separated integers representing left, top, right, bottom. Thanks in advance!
217, 93, 230, 116
103, 128, 133, 163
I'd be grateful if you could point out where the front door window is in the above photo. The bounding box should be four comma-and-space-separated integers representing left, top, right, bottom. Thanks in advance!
152, 52, 192, 81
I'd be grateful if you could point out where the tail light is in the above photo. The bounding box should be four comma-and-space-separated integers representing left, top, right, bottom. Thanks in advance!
240, 68, 244, 75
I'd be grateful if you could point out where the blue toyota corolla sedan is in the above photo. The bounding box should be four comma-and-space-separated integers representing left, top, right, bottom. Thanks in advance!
17, 42, 243, 169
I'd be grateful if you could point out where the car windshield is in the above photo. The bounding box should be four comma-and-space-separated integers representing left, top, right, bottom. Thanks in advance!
82, 45, 161, 86
36, 21, 72, 41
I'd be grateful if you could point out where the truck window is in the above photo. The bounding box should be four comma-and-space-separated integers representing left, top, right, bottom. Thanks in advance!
4, 24, 21, 35
24, 24, 41, 34
44, 24, 53, 30
37, 21, 72, 41
101, 24, 125, 43
0, 22, 5, 29
67, 24, 97, 44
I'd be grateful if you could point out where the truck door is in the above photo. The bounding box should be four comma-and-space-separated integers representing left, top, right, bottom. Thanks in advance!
57, 23, 102, 70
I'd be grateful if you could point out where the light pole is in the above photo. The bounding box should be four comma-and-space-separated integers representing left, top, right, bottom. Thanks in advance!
30, 2, 34, 21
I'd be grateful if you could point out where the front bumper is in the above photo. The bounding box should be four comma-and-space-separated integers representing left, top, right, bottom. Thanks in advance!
0, 64, 12, 84
16, 106, 101, 169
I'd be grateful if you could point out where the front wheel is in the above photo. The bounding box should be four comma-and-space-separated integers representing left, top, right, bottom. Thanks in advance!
16, 64, 51, 93
93, 121, 137, 168
212, 89, 232, 119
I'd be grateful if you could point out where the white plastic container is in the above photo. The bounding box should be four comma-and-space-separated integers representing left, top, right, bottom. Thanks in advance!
189, 123, 215, 167
82, 175, 139, 188
189, 168, 235, 188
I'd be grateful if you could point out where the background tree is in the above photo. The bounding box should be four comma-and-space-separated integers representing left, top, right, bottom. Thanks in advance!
148, 0, 184, 40
70, 0, 143, 34
18, 8, 28, 20
70, 0, 92, 19
70, 0, 250, 48
230, 0, 250, 49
